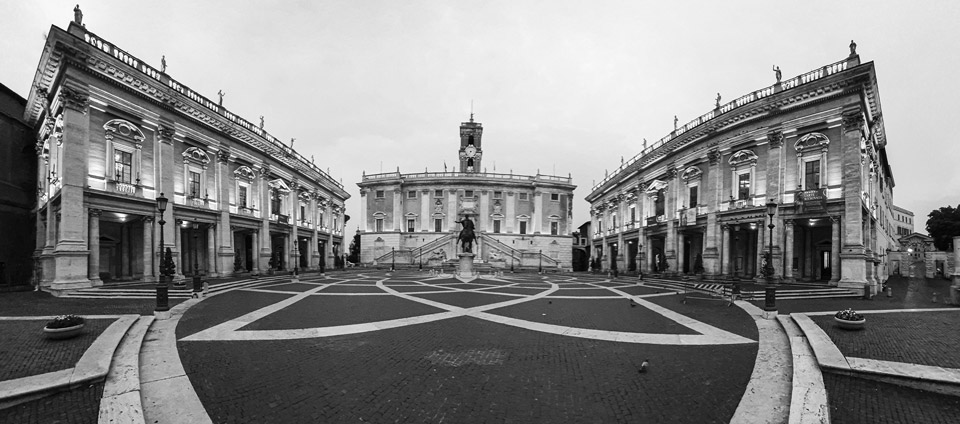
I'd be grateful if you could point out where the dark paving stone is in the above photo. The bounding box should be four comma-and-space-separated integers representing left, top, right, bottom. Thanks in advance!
617, 285, 673, 296
0, 291, 183, 316
646, 295, 760, 341
824, 372, 960, 424
319, 284, 389, 294
488, 298, 702, 334
411, 292, 517, 309
0, 319, 114, 380
179, 314, 755, 423
487, 287, 547, 295
176, 291, 292, 339
237, 295, 445, 331
256, 282, 321, 292
812, 311, 960, 368
0, 381, 104, 424
547, 289, 621, 297
770, 276, 959, 314
383, 284, 456, 293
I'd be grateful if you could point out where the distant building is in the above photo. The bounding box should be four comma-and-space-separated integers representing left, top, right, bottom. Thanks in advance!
585, 44, 897, 294
889, 232, 954, 279
572, 222, 590, 271
0, 83, 37, 287
891, 205, 915, 237
23, 10, 349, 292
356, 116, 576, 270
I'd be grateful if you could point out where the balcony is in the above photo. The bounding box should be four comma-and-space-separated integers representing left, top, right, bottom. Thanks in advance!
271, 213, 289, 224
796, 188, 827, 214
187, 195, 208, 209
646, 215, 666, 226
238, 206, 257, 217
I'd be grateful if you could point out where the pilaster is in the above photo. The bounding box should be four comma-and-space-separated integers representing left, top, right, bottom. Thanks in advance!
839, 108, 868, 288
51, 84, 92, 291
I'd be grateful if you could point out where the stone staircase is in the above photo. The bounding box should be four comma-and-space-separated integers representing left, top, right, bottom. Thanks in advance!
638, 277, 862, 300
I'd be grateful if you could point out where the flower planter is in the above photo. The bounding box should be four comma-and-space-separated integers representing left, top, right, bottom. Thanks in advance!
43, 323, 85, 340
834, 317, 866, 330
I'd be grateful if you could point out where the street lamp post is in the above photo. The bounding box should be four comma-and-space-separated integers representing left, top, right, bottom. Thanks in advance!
391, 247, 395, 271
155, 194, 169, 313
419, 246, 422, 271
192, 222, 202, 293
538, 249, 543, 273
764, 200, 778, 316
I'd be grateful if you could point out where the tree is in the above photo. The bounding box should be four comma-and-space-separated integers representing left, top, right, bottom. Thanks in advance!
926, 204, 960, 251
347, 232, 360, 264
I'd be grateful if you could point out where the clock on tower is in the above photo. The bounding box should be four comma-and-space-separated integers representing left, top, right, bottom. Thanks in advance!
459, 114, 483, 173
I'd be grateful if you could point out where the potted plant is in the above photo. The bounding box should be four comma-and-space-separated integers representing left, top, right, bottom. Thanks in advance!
43, 314, 85, 340
834, 308, 866, 330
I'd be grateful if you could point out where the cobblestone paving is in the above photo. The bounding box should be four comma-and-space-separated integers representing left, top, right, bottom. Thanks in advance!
824, 373, 960, 424
0, 290, 184, 316
0, 382, 103, 424
770, 276, 958, 314
177, 272, 759, 423
0, 319, 113, 381
811, 311, 960, 368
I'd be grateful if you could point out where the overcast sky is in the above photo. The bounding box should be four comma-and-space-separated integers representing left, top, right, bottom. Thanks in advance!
3, 1, 958, 232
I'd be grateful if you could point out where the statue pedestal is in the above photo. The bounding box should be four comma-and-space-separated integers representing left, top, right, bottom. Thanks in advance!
458, 253, 475, 275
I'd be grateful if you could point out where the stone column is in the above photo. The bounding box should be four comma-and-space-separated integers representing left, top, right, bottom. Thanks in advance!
755, 220, 765, 282
143, 216, 154, 281
88, 209, 102, 285
258, 166, 272, 271
216, 149, 234, 276
310, 192, 320, 270
447, 190, 457, 231
533, 191, 543, 234
50, 84, 93, 290
830, 216, 841, 285
479, 191, 489, 232
839, 109, 867, 289
358, 189, 367, 232
506, 191, 516, 233
207, 224, 217, 277
784, 219, 795, 282
157, 123, 180, 279
174, 220, 183, 278
251, 231, 260, 274
677, 232, 685, 274
721, 225, 730, 276
290, 183, 299, 270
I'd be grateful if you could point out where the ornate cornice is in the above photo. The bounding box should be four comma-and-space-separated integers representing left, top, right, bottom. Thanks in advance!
842, 110, 864, 133
707, 148, 721, 165
216, 148, 230, 163
157, 125, 175, 144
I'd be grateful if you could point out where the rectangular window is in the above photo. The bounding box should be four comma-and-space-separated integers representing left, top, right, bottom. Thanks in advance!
804, 160, 821, 189
375, 190, 385, 198
465, 190, 474, 197
435, 190, 443, 197
434, 218, 443, 232
655, 190, 665, 216
493, 219, 501, 233
407, 219, 415, 232
238, 186, 247, 208
115, 150, 132, 183
519, 193, 529, 200
493, 191, 502, 199
270, 191, 281, 215
189, 171, 201, 197
319, 213, 324, 227
375, 218, 384, 232
407, 191, 417, 199
300, 205, 306, 220
737, 173, 751, 200
551, 221, 559, 235
689, 186, 699, 207
550, 193, 559, 201
519, 221, 527, 235
629, 205, 636, 223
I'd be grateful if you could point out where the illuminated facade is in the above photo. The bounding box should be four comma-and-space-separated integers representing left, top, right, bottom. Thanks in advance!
24, 12, 349, 292
586, 44, 897, 294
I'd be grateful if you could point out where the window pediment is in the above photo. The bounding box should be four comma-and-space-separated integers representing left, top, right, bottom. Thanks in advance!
103, 119, 145, 144
182, 147, 211, 165
644, 180, 668, 196
268, 178, 291, 193
728, 150, 758, 167
234, 165, 256, 180
681, 166, 703, 182
795, 132, 830, 153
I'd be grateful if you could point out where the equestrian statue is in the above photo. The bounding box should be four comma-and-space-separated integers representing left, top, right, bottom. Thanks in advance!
455, 215, 476, 254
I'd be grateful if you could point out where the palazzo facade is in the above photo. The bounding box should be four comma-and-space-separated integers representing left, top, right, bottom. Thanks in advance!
586, 44, 898, 294
357, 117, 576, 269
24, 12, 349, 292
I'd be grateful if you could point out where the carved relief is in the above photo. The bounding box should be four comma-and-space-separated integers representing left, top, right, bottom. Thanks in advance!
234, 166, 256, 180
842, 111, 864, 133
157, 125, 175, 144
795, 132, 829, 153
182, 147, 211, 165
216, 148, 230, 163
681, 166, 703, 182
728, 149, 758, 167
708, 148, 721, 165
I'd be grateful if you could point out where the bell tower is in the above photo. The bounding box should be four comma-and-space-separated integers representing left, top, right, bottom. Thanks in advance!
458, 113, 482, 173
